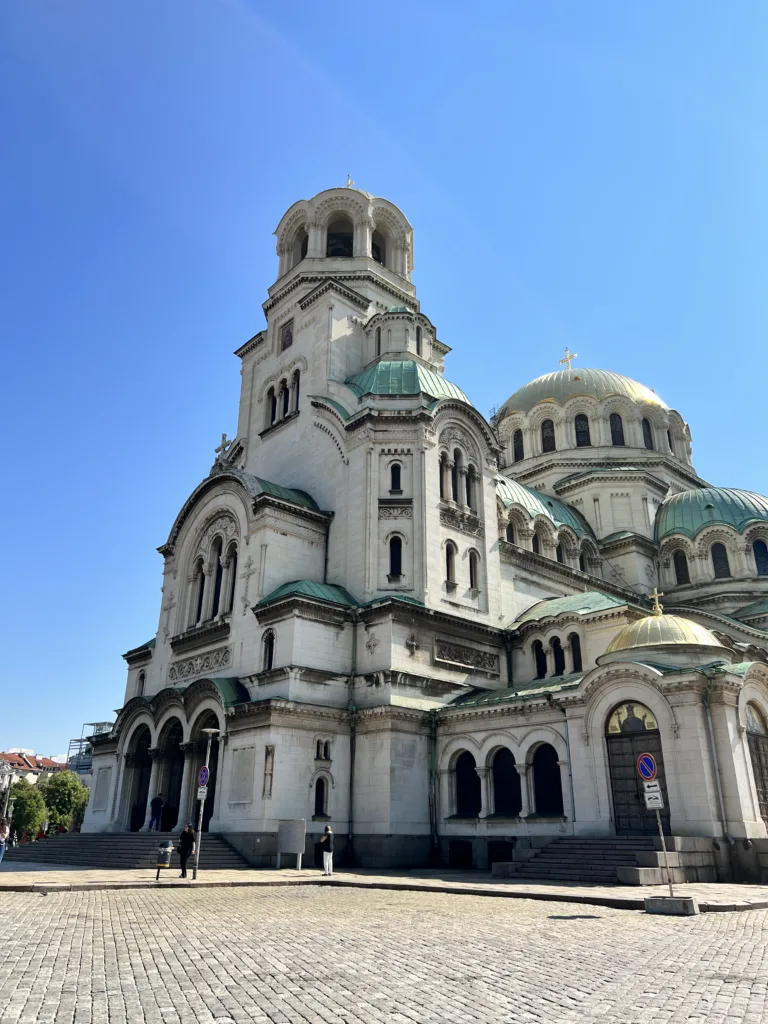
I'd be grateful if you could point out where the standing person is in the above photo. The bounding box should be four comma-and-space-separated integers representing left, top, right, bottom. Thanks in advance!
0, 817, 9, 867
177, 824, 196, 878
148, 793, 164, 832
320, 824, 334, 876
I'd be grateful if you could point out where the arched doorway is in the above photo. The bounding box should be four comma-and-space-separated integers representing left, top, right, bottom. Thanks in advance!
125, 725, 152, 832
156, 718, 184, 831
606, 701, 671, 834
746, 703, 768, 824
492, 748, 522, 816
455, 751, 481, 818
190, 711, 220, 832
532, 744, 564, 816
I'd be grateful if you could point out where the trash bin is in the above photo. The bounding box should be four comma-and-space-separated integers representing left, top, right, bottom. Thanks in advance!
155, 840, 174, 880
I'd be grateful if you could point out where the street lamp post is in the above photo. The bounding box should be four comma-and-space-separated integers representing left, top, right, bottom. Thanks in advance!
192, 728, 219, 881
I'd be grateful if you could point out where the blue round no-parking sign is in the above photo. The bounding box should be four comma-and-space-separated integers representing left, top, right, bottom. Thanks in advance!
637, 753, 657, 781
198, 765, 210, 787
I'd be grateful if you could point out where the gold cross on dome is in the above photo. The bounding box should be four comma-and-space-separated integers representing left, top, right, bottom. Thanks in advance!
214, 432, 232, 460
650, 587, 664, 616
559, 347, 577, 370
345, 174, 354, 188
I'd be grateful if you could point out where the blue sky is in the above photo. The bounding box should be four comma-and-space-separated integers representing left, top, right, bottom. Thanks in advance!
2, 1, 766, 754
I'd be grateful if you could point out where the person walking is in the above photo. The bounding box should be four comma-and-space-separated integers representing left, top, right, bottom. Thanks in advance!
148, 793, 164, 832
177, 824, 196, 878
0, 817, 9, 867
320, 824, 334, 876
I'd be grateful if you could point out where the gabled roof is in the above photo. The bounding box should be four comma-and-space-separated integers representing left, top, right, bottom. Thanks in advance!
494, 475, 594, 539
514, 592, 627, 624
258, 580, 359, 609
344, 360, 472, 406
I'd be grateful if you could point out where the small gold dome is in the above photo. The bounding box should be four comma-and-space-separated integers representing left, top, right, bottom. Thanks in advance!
606, 613, 724, 655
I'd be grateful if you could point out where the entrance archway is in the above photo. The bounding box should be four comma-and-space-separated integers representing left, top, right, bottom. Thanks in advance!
125, 724, 152, 832
531, 743, 563, 816
156, 717, 184, 831
606, 701, 671, 835
190, 711, 220, 831
746, 703, 768, 824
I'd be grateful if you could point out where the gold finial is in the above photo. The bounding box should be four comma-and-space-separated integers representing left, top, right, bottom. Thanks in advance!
650, 587, 664, 616
345, 174, 354, 189
559, 346, 577, 370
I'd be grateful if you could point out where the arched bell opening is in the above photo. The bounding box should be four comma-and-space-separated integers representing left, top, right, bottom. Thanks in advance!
605, 701, 670, 835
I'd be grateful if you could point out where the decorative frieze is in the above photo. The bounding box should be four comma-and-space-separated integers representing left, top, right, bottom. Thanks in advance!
434, 639, 500, 676
439, 506, 484, 538
168, 645, 232, 683
379, 503, 413, 519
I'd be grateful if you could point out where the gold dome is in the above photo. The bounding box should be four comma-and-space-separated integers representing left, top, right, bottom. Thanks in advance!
606, 613, 724, 655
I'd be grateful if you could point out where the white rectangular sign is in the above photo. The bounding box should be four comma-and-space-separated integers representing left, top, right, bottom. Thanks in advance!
197, 786, 208, 801
643, 780, 664, 810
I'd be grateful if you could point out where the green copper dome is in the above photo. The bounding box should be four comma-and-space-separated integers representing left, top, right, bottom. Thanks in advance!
345, 360, 472, 405
656, 487, 768, 541
498, 368, 668, 418
495, 475, 594, 539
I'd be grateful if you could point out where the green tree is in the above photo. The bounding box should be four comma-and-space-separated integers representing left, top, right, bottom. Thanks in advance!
9, 781, 47, 838
41, 771, 90, 830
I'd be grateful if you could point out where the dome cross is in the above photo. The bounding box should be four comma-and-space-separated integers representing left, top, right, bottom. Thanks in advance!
214, 432, 232, 461
650, 587, 664, 616
559, 347, 577, 370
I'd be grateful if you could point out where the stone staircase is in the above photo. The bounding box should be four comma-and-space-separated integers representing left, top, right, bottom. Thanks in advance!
3, 831, 249, 870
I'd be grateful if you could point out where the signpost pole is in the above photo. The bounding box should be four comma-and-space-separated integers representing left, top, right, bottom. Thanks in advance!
655, 807, 674, 898
192, 729, 219, 881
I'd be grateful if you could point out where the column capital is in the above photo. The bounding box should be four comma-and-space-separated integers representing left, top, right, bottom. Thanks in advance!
147, 747, 163, 760
474, 765, 490, 779
514, 763, 530, 776
179, 742, 196, 755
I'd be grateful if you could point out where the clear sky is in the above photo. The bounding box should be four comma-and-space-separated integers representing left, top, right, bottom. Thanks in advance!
2, 1, 766, 754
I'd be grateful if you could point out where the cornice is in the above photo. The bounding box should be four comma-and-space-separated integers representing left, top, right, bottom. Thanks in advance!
499, 542, 645, 606
234, 332, 266, 359
598, 533, 657, 557
123, 643, 155, 666
510, 455, 706, 491
170, 619, 231, 654
253, 597, 352, 628
511, 606, 633, 640
554, 469, 670, 497
263, 271, 416, 317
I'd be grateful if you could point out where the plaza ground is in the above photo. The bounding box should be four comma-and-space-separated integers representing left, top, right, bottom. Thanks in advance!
1, 883, 768, 1024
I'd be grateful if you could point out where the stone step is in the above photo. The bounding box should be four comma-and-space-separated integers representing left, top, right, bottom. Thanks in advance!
4, 832, 250, 870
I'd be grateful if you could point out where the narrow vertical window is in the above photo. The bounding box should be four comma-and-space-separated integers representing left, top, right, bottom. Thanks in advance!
575, 414, 591, 447
281, 380, 290, 418
314, 777, 327, 817
610, 413, 625, 446
267, 388, 277, 426
389, 536, 403, 578
673, 550, 690, 585
541, 419, 556, 453
194, 557, 205, 624
579, 551, 586, 572
533, 640, 547, 680
569, 633, 583, 673
556, 543, 564, 564
446, 543, 456, 584
711, 543, 731, 579
376, 327, 381, 357
263, 630, 275, 671
293, 370, 300, 412
552, 637, 565, 676
642, 418, 654, 450
324, 741, 331, 760
513, 429, 524, 462
227, 543, 238, 612
469, 550, 479, 591
211, 537, 224, 617
137, 672, 146, 698
390, 464, 402, 492
506, 523, 515, 544
416, 325, 422, 356
532, 534, 540, 555
466, 465, 477, 511
667, 429, 675, 454
439, 453, 447, 500
754, 540, 768, 576
316, 740, 323, 759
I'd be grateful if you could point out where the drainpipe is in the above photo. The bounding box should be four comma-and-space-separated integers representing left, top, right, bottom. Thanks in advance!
347, 615, 359, 867
545, 693, 576, 830
701, 670, 734, 845
427, 710, 439, 865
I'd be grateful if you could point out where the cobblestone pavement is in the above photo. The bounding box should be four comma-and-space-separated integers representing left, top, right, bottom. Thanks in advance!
1, 887, 768, 1024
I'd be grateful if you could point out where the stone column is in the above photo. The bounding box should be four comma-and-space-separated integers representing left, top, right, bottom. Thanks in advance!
199, 564, 213, 624
173, 743, 197, 832
557, 759, 572, 822
308, 221, 324, 258
440, 457, 451, 502
141, 749, 164, 831
438, 769, 454, 819
516, 763, 531, 818
355, 217, 372, 259
458, 467, 470, 510
219, 555, 232, 618
476, 766, 492, 817
447, 460, 457, 505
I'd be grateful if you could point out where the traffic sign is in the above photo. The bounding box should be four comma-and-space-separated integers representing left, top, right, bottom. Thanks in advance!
637, 753, 657, 781
198, 766, 210, 788
643, 780, 664, 810
197, 786, 208, 801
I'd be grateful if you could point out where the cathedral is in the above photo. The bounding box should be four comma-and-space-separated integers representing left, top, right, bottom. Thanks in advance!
83, 187, 768, 882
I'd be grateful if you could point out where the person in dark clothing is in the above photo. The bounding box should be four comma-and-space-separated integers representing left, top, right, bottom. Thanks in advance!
320, 824, 334, 876
148, 793, 164, 832
177, 824, 196, 878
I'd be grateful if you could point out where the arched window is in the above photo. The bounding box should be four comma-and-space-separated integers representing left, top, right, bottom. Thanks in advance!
532, 534, 540, 555
389, 536, 403, 579
555, 543, 564, 564
193, 557, 205, 625
291, 228, 308, 268
532, 744, 564, 816
466, 465, 477, 512
324, 741, 331, 760
579, 551, 586, 572
642, 418, 654, 450
533, 640, 547, 680
371, 229, 386, 265
292, 369, 300, 413
314, 776, 327, 817
667, 429, 675, 454
415, 325, 422, 356
281, 379, 290, 418
451, 449, 462, 502
746, 703, 768, 824
610, 413, 625, 446
673, 550, 690, 586
513, 429, 524, 462
210, 537, 224, 618
711, 542, 731, 579
541, 419, 556, 453
137, 672, 146, 698
375, 327, 382, 358
267, 387, 277, 426
505, 522, 516, 544
754, 540, 768, 576
316, 740, 323, 759
390, 463, 402, 492
445, 542, 457, 585
455, 751, 481, 818
469, 550, 480, 592
492, 748, 522, 817
226, 542, 238, 612
575, 414, 591, 447
326, 215, 353, 257
551, 637, 565, 676
262, 630, 275, 672
568, 633, 582, 673
439, 453, 447, 500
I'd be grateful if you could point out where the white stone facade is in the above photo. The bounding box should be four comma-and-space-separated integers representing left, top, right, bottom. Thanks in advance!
82, 187, 768, 876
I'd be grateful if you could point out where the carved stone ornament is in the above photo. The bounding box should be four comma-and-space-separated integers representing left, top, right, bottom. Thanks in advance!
197, 514, 238, 558
379, 504, 413, 519
365, 633, 380, 655
168, 645, 232, 683
434, 639, 499, 676
439, 507, 484, 538
438, 426, 479, 462
405, 633, 420, 657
